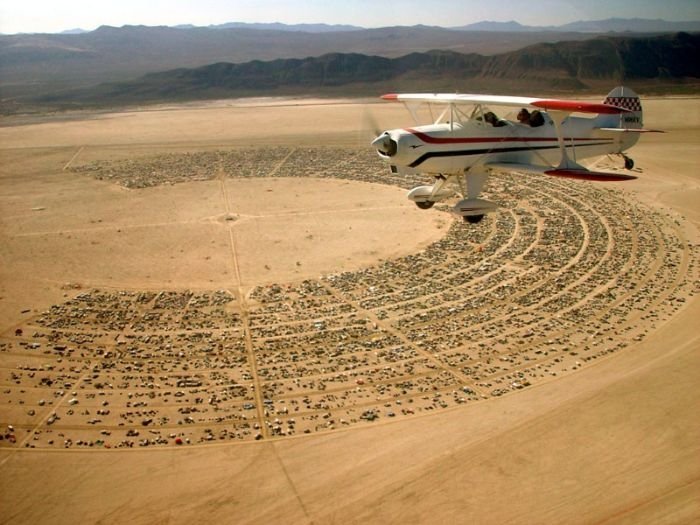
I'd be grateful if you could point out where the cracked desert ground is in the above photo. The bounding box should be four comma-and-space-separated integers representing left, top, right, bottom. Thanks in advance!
0, 97, 699, 524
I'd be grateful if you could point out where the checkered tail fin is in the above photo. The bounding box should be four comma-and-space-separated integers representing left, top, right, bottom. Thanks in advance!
603, 86, 643, 129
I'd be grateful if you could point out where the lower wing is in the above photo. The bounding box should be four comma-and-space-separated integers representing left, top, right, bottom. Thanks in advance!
485, 162, 637, 182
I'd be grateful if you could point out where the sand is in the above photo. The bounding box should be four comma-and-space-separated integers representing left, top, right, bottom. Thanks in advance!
0, 96, 698, 524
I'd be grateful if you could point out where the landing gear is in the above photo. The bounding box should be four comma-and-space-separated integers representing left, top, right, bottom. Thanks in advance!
623, 155, 634, 170
407, 176, 451, 209
464, 214, 485, 224
408, 172, 497, 224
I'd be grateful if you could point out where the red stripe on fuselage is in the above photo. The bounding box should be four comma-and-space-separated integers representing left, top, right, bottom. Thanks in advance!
406, 129, 611, 145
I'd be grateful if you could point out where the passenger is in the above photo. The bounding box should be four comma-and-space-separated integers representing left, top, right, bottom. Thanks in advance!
483, 111, 507, 127
530, 110, 545, 127
517, 108, 531, 125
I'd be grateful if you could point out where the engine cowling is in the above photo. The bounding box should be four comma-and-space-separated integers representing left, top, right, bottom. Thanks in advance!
371, 132, 398, 157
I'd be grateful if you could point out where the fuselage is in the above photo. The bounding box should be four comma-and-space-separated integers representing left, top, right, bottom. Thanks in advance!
377, 112, 640, 174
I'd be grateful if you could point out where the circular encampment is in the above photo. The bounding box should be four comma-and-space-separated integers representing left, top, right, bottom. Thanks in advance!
1, 145, 694, 449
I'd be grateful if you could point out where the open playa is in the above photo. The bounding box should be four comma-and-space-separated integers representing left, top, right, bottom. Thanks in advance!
0, 96, 699, 524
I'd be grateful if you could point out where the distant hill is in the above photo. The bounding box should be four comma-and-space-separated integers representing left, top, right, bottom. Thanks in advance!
453, 17, 700, 33
184, 22, 363, 32
479, 32, 700, 85
35, 33, 699, 109
557, 18, 700, 33
453, 21, 534, 32
59, 28, 89, 35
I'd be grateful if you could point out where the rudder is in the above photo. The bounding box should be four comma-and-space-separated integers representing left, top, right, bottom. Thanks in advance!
603, 86, 643, 129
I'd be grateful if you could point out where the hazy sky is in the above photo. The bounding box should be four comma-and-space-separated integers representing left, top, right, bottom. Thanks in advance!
1, 0, 699, 34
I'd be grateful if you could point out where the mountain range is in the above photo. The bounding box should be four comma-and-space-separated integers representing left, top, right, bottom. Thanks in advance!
0, 25, 616, 100
4, 18, 700, 103
34, 32, 699, 110
172, 22, 362, 32
14, 17, 700, 35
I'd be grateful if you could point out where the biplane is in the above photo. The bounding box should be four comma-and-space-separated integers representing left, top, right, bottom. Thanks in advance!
371, 86, 657, 223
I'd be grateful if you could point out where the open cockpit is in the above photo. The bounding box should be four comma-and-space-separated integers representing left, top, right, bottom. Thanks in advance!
428, 102, 550, 130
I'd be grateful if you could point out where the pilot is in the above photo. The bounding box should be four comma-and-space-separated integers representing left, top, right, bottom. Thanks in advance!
517, 108, 531, 125
484, 111, 507, 127
530, 110, 545, 127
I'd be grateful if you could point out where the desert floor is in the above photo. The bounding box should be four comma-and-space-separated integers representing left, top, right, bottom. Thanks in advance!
0, 96, 698, 524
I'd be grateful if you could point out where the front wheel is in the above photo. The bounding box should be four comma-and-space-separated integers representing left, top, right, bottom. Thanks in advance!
624, 156, 634, 170
416, 201, 435, 210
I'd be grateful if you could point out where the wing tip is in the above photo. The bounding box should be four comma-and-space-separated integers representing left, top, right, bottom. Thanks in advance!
533, 100, 630, 115
381, 93, 399, 101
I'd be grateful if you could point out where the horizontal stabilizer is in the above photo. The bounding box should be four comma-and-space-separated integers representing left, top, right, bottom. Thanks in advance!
544, 169, 637, 181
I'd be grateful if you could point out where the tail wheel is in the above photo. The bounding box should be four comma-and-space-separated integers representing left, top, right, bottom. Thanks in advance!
416, 201, 435, 210
464, 214, 484, 224
624, 156, 634, 170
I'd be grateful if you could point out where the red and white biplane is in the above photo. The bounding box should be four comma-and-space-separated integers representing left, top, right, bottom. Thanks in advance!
371, 86, 657, 223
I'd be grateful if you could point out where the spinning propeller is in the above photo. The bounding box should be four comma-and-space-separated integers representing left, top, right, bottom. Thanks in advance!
364, 107, 397, 157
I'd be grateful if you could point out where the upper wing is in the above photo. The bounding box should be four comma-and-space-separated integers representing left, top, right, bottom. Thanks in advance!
381, 93, 629, 115
381, 93, 538, 107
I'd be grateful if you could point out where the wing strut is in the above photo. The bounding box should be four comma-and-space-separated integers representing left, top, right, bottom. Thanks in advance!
549, 111, 586, 170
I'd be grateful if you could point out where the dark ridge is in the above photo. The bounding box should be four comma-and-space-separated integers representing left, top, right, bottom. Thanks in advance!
17, 33, 700, 112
